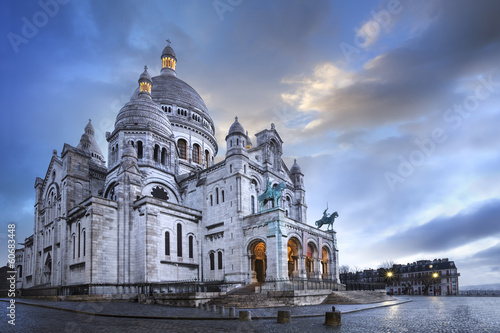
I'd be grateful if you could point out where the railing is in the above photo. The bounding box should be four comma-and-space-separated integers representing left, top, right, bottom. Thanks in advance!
344, 282, 386, 291
257, 278, 340, 293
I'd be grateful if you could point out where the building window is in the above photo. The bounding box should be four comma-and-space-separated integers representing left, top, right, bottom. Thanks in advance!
210, 252, 215, 270
218, 251, 223, 270
154, 144, 160, 162
177, 224, 182, 257
210, 194, 213, 206
193, 144, 201, 164
161, 148, 167, 165
82, 230, 86, 256
78, 224, 81, 258
137, 141, 143, 159
72, 234, 76, 259
251, 196, 255, 214
221, 190, 225, 203
216, 188, 219, 205
165, 232, 170, 256
189, 236, 194, 259
152, 186, 169, 201
230, 165, 232, 173
205, 150, 210, 168
178, 139, 187, 160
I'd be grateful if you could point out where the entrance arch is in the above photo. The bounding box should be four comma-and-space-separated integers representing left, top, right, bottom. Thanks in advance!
44, 253, 52, 284
287, 237, 301, 278
249, 241, 266, 283
305, 243, 318, 279
321, 247, 330, 279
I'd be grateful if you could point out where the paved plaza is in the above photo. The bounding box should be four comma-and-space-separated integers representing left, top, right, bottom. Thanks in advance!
1, 296, 499, 332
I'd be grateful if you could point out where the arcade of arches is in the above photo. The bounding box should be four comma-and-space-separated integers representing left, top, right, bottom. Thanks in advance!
249, 237, 334, 282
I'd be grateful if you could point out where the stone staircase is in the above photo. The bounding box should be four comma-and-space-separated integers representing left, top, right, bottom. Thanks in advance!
322, 290, 395, 304
207, 283, 290, 308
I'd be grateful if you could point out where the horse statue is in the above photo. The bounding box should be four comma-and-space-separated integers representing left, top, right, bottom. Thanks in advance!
315, 208, 338, 231
258, 178, 286, 211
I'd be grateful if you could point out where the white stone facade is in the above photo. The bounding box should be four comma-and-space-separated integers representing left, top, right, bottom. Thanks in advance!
16, 44, 339, 294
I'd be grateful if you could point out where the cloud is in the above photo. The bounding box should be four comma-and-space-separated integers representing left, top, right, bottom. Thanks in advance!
281, 1, 500, 134
373, 199, 500, 256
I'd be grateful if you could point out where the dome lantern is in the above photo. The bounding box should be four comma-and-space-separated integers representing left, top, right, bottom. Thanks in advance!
161, 39, 177, 75
138, 65, 152, 97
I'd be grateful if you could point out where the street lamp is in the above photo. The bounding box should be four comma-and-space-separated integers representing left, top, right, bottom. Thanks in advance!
432, 272, 439, 295
385, 271, 394, 295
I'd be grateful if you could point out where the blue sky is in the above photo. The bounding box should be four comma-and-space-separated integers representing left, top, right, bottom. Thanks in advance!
1, 0, 500, 286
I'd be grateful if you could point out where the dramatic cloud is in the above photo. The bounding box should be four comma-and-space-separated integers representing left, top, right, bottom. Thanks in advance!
372, 199, 500, 256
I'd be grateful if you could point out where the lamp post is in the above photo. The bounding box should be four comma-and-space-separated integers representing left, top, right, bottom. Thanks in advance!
432, 272, 439, 296
386, 271, 394, 294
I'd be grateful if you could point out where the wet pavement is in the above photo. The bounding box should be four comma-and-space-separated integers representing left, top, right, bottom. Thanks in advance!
1, 296, 499, 332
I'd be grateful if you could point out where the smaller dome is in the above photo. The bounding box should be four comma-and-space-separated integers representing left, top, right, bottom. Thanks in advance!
115, 97, 173, 138
139, 65, 152, 82
290, 159, 302, 174
228, 116, 245, 136
77, 119, 105, 165
162, 44, 176, 59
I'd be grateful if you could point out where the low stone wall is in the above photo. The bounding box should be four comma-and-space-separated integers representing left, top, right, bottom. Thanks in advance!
268, 289, 332, 306
142, 292, 225, 307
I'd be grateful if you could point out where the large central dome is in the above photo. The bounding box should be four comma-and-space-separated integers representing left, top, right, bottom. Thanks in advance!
151, 74, 209, 116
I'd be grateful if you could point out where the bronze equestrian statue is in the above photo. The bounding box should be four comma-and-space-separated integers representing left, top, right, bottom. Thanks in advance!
315, 208, 338, 231
258, 178, 286, 211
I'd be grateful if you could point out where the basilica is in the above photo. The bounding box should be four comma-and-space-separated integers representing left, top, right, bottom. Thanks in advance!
16, 43, 339, 296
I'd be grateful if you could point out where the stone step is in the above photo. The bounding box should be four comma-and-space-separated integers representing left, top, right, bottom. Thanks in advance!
322, 291, 394, 304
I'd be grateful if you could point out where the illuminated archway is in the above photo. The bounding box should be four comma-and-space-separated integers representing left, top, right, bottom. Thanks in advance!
322, 247, 330, 279
287, 237, 301, 278
306, 243, 318, 278
249, 241, 266, 283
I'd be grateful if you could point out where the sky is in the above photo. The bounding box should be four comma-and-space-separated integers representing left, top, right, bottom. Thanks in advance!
1, 0, 499, 287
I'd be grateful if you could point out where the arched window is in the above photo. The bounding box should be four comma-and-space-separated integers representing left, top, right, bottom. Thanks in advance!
72, 234, 76, 259
189, 235, 194, 259
192, 144, 201, 164
205, 150, 210, 168
177, 224, 182, 257
82, 230, 86, 256
165, 232, 170, 256
221, 190, 225, 203
137, 141, 143, 159
218, 251, 223, 270
230, 165, 232, 173
251, 196, 255, 214
210, 252, 215, 270
78, 223, 81, 258
161, 148, 167, 165
216, 188, 219, 205
154, 144, 160, 162
178, 139, 187, 160
210, 194, 213, 206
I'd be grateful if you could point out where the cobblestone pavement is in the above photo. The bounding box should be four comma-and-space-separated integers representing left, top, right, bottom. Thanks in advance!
1, 296, 499, 332
0, 297, 408, 319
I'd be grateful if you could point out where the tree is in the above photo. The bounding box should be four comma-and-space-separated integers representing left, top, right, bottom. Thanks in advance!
379, 260, 395, 270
